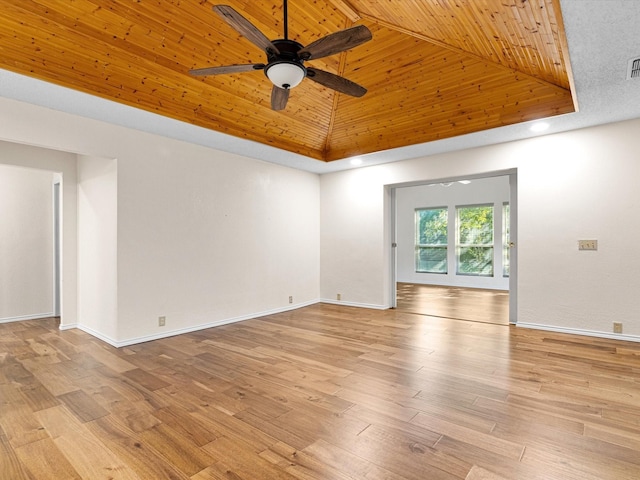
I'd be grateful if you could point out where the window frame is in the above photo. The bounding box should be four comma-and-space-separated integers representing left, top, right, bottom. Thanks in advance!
503, 202, 510, 278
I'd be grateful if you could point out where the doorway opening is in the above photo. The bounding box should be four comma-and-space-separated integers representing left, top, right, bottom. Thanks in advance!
389, 170, 517, 325
0, 164, 62, 324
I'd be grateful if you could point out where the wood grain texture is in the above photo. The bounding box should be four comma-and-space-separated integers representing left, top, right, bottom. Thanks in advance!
397, 283, 509, 325
2, 305, 640, 479
0, 0, 574, 161
465, 465, 510, 480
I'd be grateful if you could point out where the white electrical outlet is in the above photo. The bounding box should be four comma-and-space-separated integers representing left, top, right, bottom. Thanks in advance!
289, 296, 293, 304
578, 240, 598, 251
158, 316, 166, 327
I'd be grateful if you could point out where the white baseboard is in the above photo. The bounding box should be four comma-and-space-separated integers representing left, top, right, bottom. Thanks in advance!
320, 299, 389, 310
517, 322, 640, 343
73, 324, 120, 346
0, 312, 55, 324
62, 300, 321, 348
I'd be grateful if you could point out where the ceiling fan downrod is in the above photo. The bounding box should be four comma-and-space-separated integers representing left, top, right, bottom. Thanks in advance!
283, 0, 289, 40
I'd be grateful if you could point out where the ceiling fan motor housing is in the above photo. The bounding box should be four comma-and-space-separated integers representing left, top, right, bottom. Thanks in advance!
264, 39, 307, 89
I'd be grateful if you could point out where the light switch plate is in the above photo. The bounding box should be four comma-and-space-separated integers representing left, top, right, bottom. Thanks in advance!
578, 240, 598, 251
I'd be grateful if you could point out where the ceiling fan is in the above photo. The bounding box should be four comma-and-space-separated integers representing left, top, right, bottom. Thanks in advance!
189, 1, 372, 110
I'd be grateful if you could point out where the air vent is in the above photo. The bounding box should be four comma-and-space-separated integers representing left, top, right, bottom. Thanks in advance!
627, 57, 640, 79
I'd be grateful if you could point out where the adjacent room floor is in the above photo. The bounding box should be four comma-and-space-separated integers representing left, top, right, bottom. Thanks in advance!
396, 283, 509, 325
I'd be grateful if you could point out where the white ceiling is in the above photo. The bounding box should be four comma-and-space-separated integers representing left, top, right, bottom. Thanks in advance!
1, 0, 638, 174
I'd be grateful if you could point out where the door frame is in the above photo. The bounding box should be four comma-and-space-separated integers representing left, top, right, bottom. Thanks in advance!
387, 169, 518, 323
53, 179, 61, 317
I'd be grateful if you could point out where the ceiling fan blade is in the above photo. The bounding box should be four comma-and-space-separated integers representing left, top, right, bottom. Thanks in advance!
189, 64, 265, 76
213, 5, 280, 54
306, 68, 367, 97
271, 86, 290, 110
298, 25, 372, 60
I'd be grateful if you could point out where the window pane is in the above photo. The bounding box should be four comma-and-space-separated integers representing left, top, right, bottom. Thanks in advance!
458, 246, 493, 275
458, 206, 493, 245
416, 208, 447, 245
457, 205, 493, 276
415, 208, 448, 273
416, 246, 447, 273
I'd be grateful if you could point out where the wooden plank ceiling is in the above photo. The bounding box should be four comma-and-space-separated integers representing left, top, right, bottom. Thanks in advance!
0, 0, 575, 162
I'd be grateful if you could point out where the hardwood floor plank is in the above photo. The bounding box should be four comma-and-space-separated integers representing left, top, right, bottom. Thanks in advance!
334, 385, 419, 422
411, 412, 525, 460
40, 332, 81, 359
0, 385, 51, 448
26, 338, 64, 361
332, 423, 463, 480
138, 423, 215, 476
152, 405, 219, 447
27, 363, 86, 396
284, 438, 406, 480
472, 396, 585, 436
2, 354, 37, 387
123, 368, 171, 391
465, 465, 510, 480
19, 383, 60, 412
14, 437, 82, 479
202, 435, 300, 480
86, 416, 190, 479
34, 406, 140, 480
58, 389, 110, 423
259, 440, 361, 480
232, 409, 320, 451
81, 343, 138, 373
188, 403, 284, 453
79, 366, 153, 404
520, 445, 635, 480
434, 436, 547, 480
0, 424, 30, 480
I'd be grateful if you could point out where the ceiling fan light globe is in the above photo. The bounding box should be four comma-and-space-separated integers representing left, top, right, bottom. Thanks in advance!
265, 62, 306, 89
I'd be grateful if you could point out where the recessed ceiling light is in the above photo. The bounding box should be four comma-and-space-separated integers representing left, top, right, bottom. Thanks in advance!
350, 158, 363, 166
530, 122, 550, 132
458, 180, 471, 184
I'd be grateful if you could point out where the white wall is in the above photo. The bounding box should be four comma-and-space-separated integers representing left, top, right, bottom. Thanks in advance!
0, 165, 55, 321
0, 97, 319, 345
116, 146, 320, 342
0, 141, 78, 327
396, 176, 510, 289
321, 118, 640, 339
321, 167, 388, 307
77, 155, 118, 339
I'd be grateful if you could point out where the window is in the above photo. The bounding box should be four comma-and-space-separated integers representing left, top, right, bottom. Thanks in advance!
503, 203, 510, 277
456, 204, 493, 276
415, 207, 448, 273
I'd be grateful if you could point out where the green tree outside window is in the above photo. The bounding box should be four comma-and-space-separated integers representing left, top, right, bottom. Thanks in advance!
457, 205, 493, 276
415, 208, 448, 273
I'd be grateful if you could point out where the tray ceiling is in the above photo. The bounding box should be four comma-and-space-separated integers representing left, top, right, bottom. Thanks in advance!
0, 0, 575, 162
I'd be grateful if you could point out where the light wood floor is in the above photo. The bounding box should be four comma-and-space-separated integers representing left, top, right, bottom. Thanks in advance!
2, 304, 640, 479
397, 283, 509, 325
